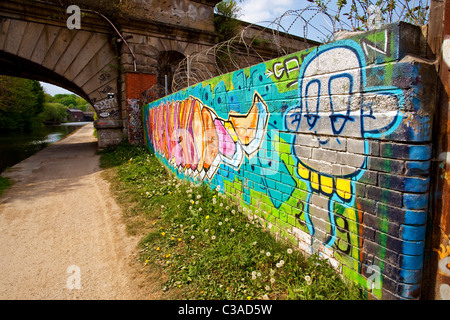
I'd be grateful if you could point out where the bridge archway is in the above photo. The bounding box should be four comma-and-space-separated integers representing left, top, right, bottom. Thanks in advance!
0, 17, 123, 148
157, 51, 186, 95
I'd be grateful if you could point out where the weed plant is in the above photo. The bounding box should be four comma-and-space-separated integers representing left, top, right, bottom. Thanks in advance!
100, 142, 365, 300
0, 176, 12, 197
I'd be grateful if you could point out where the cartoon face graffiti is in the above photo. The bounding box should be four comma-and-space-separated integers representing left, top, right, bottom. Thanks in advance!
285, 42, 403, 248
286, 43, 402, 178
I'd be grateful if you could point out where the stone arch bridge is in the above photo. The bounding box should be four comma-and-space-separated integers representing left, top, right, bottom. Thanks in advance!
0, 0, 318, 148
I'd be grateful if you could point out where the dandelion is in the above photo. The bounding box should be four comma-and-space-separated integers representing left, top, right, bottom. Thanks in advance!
197, 195, 201, 199
195, 200, 199, 205
226, 206, 229, 210
231, 210, 236, 214
270, 278, 275, 284
215, 185, 221, 192
287, 248, 293, 254
225, 218, 229, 222
266, 252, 271, 257
178, 238, 182, 242
230, 228, 235, 232
251, 275, 257, 280
161, 232, 166, 236
262, 294, 269, 300
218, 222, 222, 226
190, 200, 195, 204
211, 235, 216, 240
265, 286, 270, 291
205, 215, 210, 220
252, 241, 257, 246
161, 205, 165, 209
257, 272, 261, 277
156, 247, 160, 251
305, 275, 312, 285
219, 203, 223, 207
191, 235, 195, 240
199, 207, 203, 211
205, 229, 209, 233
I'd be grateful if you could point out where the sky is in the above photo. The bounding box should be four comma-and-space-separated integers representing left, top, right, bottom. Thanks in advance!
238, 0, 339, 42
41, 82, 74, 96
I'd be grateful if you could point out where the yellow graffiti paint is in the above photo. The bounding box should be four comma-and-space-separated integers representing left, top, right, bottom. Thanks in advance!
336, 178, 352, 200
320, 175, 334, 195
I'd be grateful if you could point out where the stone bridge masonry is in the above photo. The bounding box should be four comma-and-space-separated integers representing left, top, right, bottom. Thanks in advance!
0, 0, 123, 148
0, 0, 317, 149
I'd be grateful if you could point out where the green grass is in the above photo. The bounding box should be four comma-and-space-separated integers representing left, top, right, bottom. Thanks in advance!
0, 176, 12, 197
99, 142, 365, 300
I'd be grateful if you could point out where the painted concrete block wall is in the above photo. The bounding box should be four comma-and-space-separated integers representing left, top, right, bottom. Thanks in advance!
142, 23, 436, 300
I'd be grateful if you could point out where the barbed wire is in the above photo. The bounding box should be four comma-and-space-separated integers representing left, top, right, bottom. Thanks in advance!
171, 3, 342, 93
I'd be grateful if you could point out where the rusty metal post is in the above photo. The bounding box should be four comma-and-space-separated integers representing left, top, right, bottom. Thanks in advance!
427, 0, 450, 300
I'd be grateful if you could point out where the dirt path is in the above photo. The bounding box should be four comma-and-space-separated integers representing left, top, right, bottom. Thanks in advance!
0, 124, 156, 300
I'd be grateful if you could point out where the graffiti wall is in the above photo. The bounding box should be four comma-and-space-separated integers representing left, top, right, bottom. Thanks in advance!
143, 23, 436, 299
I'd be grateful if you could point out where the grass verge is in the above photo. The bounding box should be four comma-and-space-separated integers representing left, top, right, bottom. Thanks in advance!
99, 142, 365, 300
0, 176, 12, 197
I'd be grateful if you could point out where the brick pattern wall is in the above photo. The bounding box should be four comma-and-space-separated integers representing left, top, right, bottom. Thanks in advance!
126, 73, 157, 100
125, 73, 157, 145
142, 23, 436, 299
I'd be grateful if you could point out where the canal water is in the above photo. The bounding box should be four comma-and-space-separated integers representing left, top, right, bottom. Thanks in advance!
0, 122, 91, 173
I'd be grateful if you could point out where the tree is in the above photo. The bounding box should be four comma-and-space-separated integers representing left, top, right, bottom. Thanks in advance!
52, 94, 77, 107
38, 103, 69, 124
0, 76, 45, 132
46, 93, 91, 111
214, 0, 242, 43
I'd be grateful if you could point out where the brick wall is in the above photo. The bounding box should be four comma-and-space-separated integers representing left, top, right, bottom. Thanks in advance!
126, 73, 157, 100
142, 23, 437, 299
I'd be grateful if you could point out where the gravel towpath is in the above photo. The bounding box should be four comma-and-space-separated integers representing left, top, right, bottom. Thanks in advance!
0, 124, 154, 299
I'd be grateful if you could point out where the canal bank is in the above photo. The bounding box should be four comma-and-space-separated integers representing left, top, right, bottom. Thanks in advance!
0, 122, 92, 174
